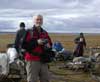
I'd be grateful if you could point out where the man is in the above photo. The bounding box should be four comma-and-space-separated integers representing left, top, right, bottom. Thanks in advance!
14, 22, 26, 77
15, 22, 26, 54
73, 32, 86, 57
22, 15, 52, 82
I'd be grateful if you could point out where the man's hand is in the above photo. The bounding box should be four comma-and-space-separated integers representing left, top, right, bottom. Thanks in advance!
37, 39, 44, 45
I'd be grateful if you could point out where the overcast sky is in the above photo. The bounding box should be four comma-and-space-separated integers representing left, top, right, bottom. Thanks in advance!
0, 0, 100, 33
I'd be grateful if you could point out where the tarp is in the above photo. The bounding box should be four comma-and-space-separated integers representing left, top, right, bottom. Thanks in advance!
7, 48, 18, 64
0, 53, 9, 75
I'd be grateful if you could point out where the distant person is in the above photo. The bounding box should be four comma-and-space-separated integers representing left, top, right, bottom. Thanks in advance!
52, 41, 72, 61
73, 32, 86, 57
14, 22, 26, 58
52, 41, 64, 52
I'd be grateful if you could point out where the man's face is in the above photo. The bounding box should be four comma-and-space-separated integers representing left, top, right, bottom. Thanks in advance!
34, 15, 43, 27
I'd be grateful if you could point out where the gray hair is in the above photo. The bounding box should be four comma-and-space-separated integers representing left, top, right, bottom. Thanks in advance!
33, 14, 43, 20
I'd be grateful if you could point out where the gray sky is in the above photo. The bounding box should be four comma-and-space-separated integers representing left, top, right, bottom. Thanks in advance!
0, 0, 100, 33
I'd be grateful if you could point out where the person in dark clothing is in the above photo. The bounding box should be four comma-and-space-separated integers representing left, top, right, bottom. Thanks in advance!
15, 22, 26, 54
73, 32, 86, 57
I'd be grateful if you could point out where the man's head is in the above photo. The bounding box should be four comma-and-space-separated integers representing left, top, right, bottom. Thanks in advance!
33, 14, 43, 27
20, 22, 25, 29
80, 32, 84, 37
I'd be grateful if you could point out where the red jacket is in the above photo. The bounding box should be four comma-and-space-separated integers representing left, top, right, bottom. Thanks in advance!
24, 26, 52, 61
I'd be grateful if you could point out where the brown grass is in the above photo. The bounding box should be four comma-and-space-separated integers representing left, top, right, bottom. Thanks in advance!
0, 33, 100, 52
50, 33, 100, 50
0, 33, 100, 82
0, 34, 15, 51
